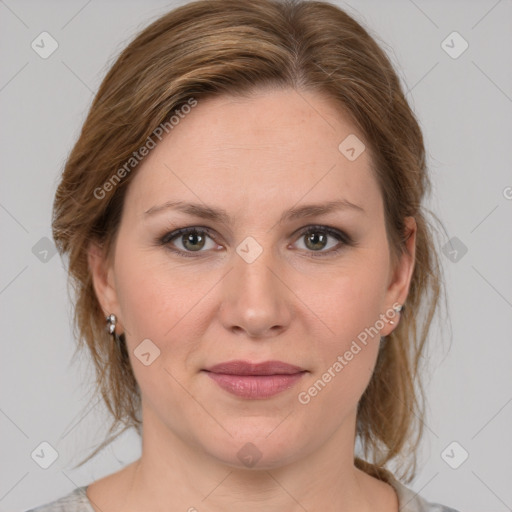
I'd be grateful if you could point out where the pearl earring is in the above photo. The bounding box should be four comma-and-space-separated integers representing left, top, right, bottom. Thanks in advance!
106, 313, 117, 335
389, 303, 403, 325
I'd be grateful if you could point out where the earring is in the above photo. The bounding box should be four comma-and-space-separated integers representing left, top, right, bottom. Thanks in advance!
393, 304, 403, 314
106, 313, 127, 357
106, 313, 117, 335
106, 313, 125, 348
389, 304, 403, 325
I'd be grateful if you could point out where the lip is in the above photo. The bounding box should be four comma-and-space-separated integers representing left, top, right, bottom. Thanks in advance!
202, 360, 307, 399
204, 360, 306, 375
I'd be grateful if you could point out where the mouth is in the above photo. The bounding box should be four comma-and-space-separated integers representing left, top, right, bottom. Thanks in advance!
204, 360, 306, 376
202, 360, 307, 399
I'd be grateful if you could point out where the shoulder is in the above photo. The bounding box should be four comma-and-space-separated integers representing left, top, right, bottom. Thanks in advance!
23, 486, 94, 512
387, 474, 462, 512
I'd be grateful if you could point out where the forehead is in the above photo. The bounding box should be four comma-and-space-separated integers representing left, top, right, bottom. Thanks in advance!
124, 88, 382, 222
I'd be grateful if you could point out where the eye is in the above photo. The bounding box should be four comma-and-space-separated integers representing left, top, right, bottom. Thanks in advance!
293, 225, 352, 257
158, 224, 353, 258
159, 227, 219, 257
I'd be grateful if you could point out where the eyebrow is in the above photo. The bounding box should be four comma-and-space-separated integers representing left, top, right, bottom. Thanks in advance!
144, 199, 365, 224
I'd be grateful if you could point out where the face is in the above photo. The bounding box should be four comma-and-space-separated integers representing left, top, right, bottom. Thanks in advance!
89, 87, 415, 469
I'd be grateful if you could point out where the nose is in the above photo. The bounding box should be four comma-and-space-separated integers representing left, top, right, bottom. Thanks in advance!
218, 245, 293, 339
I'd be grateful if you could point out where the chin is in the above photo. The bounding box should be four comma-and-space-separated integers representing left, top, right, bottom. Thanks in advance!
200, 425, 307, 471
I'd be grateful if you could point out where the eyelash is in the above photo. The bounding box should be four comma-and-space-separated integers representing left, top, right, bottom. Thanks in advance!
157, 224, 354, 259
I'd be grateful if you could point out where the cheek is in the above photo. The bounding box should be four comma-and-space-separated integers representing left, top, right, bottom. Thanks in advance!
297, 250, 390, 404
308, 254, 390, 348
114, 242, 199, 335
297, 292, 383, 422
113, 247, 215, 374
112, 251, 200, 413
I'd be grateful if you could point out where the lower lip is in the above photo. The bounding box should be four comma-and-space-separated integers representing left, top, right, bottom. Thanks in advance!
204, 371, 306, 399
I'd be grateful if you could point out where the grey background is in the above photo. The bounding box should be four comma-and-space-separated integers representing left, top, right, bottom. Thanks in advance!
1, 0, 511, 510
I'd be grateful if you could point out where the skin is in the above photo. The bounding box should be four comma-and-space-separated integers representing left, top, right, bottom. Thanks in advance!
87, 87, 416, 512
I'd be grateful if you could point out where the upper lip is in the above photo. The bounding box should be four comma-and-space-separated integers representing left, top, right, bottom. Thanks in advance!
203, 360, 306, 376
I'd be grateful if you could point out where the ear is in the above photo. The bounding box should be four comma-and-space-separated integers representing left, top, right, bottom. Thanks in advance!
87, 241, 123, 331
380, 216, 416, 336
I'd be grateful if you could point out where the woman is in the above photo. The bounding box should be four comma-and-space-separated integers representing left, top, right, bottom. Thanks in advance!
27, 0, 460, 510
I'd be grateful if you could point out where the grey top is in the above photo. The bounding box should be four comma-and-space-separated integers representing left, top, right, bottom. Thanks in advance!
25, 477, 461, 512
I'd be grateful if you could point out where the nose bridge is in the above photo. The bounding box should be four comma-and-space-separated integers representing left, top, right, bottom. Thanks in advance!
219, 236, 292, 337
235, 242, 279, 297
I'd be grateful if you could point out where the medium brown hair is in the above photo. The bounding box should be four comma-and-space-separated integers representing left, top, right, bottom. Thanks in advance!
52, 0, 443, 483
